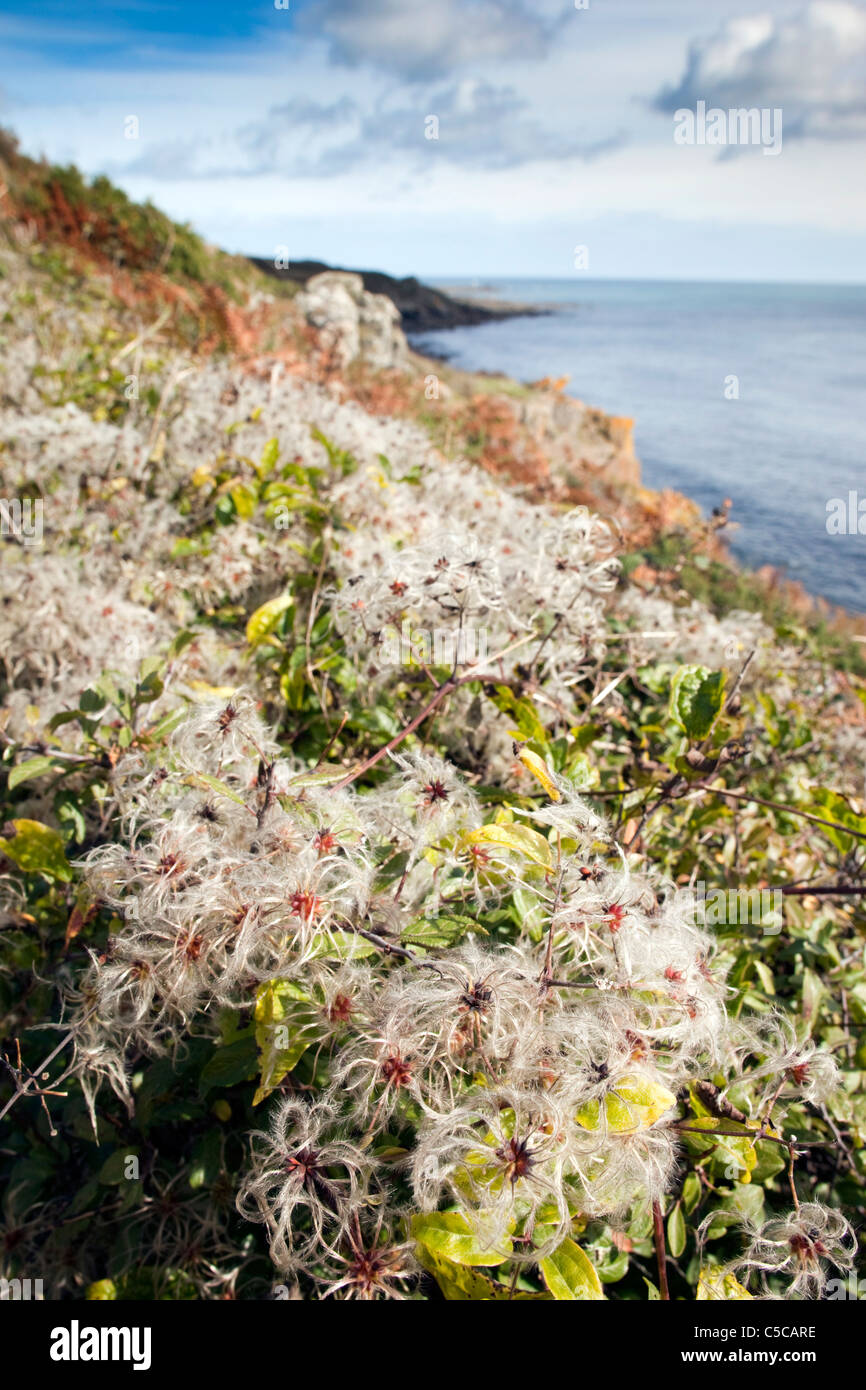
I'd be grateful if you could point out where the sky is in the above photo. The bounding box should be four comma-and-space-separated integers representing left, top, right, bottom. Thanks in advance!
1, 0, 866, 280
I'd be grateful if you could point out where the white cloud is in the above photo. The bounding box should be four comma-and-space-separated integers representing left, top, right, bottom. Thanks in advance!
3, 0, 865, 278
654, 2, 866, 141
298, 0, 563, 80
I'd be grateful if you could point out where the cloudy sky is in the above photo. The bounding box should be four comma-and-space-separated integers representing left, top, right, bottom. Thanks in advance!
2, 0, 866, 279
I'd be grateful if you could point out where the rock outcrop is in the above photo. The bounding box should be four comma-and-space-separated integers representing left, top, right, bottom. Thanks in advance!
517, 388, 641, 491
294, 271, 409, 371
475, 384, 641, 493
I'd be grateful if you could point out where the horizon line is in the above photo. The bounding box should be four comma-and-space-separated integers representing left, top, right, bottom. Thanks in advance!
247, 261, 866, 290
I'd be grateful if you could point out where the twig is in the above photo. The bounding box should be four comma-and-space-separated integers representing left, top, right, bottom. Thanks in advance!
333, 634, 537, 790
695, 784, 866, 843
674, 1122, 830, 1149
0, 1029, 75, 1124
305, 534, 332, 722
777, 884, 866, 897
652, 1200, 670, 1301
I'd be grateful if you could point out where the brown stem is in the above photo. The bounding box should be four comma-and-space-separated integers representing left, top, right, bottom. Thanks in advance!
333, 634, 537, 791
541, 840, 564, 984
695, 784, 866, 843
778, 884, 866, 897
0, 1029, 75, 1124
674, 1122, 831, 1149
787, 1141, 800, 1211
333, 678, 458, 790
652, 1200, 670, 1301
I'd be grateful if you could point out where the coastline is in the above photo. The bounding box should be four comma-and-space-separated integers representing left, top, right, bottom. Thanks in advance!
399, 278, 866, 621
249, 256, 548, 333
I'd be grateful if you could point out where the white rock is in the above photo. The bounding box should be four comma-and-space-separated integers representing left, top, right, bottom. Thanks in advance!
295, 271, 408, 371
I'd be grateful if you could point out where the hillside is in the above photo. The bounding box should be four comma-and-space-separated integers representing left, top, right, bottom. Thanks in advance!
1, 133, 865, 1303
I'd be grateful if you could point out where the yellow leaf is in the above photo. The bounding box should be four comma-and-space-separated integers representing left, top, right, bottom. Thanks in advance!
415, 1245, 549, 1300
0, 819, 72, 882
245, 593, 293, 647
539, 1238, 605, 1300
86, 1279, 118, 1301
188, 681, 238, 699
252, 979, 318, 1106
576, 1074, 677, 1134
513, 743, 562, 801
466, 822, 553, 870
697, 1266, 753, 1301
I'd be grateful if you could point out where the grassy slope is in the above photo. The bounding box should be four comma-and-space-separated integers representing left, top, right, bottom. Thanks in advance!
1, 125, 863, 674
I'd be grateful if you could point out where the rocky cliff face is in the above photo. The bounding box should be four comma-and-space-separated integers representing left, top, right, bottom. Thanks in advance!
290, 275, 640, 496
517, 389, 641, 491
294, 271, 409, 372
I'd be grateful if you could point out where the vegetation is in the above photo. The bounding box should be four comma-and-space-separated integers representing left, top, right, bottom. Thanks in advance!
1, 142, 864, 1302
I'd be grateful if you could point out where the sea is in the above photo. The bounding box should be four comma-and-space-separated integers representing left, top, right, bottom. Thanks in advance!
410, 279, 866, 615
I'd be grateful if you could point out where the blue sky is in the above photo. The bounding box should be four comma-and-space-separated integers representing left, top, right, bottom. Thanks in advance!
2, 0, 866, 279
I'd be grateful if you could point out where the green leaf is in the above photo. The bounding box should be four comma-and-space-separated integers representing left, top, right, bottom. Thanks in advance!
402, 914, 478, 949
683, 1117, 758, 1183
512, 886, 546, 941
411, 1210, 513, 1267
682, 1172, 702, 1215
0, 818, 72, 881
253, 979, 319, 1106
801, 967, 825, 1030
670, 665, 726, 741
98, 1148, 140, 1186
198, 1034, 257, 1096
539, 1237, 605, 1300
186, 771, 246, 806
148, 706, 189, 740
490, 687, 547, 745
415, 1245, 548, 1300
259, 437, 280, 478
188, 1130, 222, 1190
667, 1202, 686, 1258
80, 685, 108, 715
230, 481, 258, 519
750, 1140, 788, 1185
286, 764, 346, 789
807, 788, 866, 854
8, 755, 65, 789
305, 930, 378, 962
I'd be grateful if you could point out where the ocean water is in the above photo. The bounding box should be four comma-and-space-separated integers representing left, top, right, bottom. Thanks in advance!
412, 279, 866, 614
